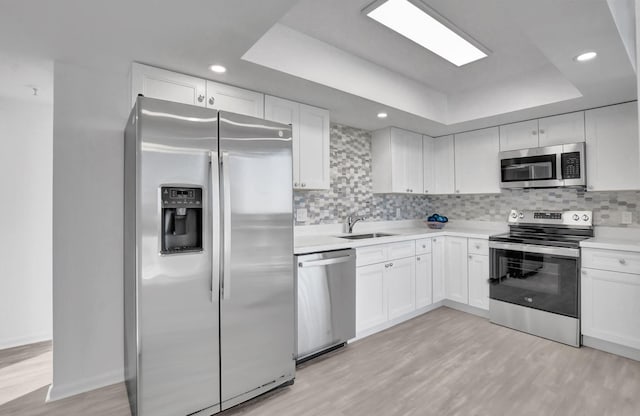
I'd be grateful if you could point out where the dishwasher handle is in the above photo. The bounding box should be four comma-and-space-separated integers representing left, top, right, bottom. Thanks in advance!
298, 255, 354, 268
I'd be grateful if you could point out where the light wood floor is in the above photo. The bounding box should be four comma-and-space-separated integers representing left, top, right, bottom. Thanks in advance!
2, 307, 640, 415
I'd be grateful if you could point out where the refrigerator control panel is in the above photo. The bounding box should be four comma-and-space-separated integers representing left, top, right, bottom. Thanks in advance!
161, 187, 203, 208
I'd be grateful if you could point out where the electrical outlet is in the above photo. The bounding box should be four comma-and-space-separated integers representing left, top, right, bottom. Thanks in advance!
296, 208, 307, 223
621, 211, 633, 225
396, 208, 402, 218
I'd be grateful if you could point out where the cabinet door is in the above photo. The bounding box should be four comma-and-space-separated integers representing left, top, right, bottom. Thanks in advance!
467, 254, 489, 310
131, 63, 206, 108
431, 237, 446, 302
298, 104, 330, 190
538, 111, 585, 146
356, 263, 388, 333
390, 128, 422, 193
423, 135, 434, 194
264, 96, 300, 186
206, 80, 264, 118
585, 102, 640, 191
454, 127, 500, 194
386, 257, 416, 320
444, 237, 469, 304
432, 135, 455, 194
499, 120, 539, 151
582, 268, 640, 349
415, 254, 433, 308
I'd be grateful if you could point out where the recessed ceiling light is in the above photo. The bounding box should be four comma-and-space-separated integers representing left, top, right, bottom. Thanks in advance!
209, 64, 227, 73
575, 51, 597, 62
377, 112, 388, 119
364, 0, 488, 67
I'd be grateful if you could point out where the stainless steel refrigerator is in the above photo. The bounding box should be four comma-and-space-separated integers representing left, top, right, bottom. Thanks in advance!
124, 97, 295, 416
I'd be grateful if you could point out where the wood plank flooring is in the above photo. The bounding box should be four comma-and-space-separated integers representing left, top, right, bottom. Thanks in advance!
2, 307, 640, 415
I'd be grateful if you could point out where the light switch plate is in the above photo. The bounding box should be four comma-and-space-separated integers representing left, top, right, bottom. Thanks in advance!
621, 211, 633, 224
296, 208, 308, 223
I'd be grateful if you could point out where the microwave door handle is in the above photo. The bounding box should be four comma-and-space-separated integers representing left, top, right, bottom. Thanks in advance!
556, 152, 564, 182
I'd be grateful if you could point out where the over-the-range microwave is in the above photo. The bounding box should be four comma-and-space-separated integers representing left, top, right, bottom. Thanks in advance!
499, 142, 585, 189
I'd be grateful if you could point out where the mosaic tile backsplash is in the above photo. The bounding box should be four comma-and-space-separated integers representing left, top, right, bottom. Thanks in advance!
294, 124, 640, 228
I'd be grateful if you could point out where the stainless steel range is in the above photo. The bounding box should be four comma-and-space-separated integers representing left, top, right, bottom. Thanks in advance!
488, 209, 594, 347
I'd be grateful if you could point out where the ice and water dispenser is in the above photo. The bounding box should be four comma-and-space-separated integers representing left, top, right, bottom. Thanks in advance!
160, 186, 203, 254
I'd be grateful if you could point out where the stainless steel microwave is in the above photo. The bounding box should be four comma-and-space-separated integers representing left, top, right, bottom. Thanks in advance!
499, 143, 585, 189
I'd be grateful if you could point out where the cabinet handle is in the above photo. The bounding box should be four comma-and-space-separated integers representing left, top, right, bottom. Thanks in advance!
294, 182, 299, 187
302, 183, 306, 187
416, 257, 421, 261
468, 255, 472, 259
433, 238, 437, 242
422, 245, 426, 248
588, 185, 594, 190
209, 97, 215, 106
475, 244, 480, 249
532, 130, 537, 135
455, 190, 460, 194
619, 259, 627, 265
198, 94, 205, 103
582, 270, 587, 275
539, 129, 545, 134
389, 262, 393, 267
424, 190, 429, 193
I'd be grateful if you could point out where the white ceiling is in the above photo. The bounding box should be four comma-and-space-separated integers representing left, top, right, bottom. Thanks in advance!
0, 0, 636, 136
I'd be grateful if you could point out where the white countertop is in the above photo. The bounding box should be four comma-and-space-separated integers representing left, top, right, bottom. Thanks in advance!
580, 226, 640, 253
294, 220, 508, 255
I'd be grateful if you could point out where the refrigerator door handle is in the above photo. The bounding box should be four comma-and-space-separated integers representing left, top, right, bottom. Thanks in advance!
221, 151, 232, 299
210, 151, 220, 303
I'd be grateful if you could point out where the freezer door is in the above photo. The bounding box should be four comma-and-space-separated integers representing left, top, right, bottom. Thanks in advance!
219, 112, 295, 410
136, 98, 220, 416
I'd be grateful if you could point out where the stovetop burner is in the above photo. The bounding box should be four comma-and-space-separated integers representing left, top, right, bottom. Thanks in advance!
490, 209, 594, 248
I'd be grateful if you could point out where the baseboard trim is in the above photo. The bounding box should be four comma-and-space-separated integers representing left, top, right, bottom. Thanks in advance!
46, 368, 124, 402
0, 333, 52, 350
352, 301, 445, 341
443, 300, 490, 319
582, 335, 640, 362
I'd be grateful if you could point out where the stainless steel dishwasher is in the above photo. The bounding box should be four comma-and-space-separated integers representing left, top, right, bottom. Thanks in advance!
295, 249, 356, 362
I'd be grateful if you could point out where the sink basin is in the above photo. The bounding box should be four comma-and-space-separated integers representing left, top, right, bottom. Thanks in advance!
338, 232, 395, 240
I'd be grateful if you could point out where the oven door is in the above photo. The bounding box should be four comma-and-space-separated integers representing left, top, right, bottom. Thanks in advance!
500, 146, 563, 188
489, 242, 579, 318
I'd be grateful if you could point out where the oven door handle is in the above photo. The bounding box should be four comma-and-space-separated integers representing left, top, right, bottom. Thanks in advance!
489, 241, 579, 258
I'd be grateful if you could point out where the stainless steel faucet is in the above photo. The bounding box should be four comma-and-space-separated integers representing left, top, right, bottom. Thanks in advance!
347, 214, 366, 233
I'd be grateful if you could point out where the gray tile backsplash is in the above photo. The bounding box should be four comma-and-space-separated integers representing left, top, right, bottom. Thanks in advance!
294, 123, 640, 228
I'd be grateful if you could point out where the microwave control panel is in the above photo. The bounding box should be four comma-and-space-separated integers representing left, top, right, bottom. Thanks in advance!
561, 152, 581, 179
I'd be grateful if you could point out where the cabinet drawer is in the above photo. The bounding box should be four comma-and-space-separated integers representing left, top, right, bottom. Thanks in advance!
582, 248, 640, 275
415, 238, 432, 254
468, 238, 489, 255
387, 241, 416, 260
356, 244, 387, 267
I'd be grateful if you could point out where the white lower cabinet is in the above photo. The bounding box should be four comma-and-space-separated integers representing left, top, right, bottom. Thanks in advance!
444, 237, 469, 304
415, 254, 433, 308
468, 254, 490, 310
387, 258, 416, 320
356, 263, 387, 333
432, 237, 446, 303
582, 267, 640, 350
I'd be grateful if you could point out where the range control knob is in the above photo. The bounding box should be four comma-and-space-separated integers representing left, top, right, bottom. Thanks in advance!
511, 212, 518, 219
519, 212, 525, 219
582, 214, 590, 222
573, 214, 580, 221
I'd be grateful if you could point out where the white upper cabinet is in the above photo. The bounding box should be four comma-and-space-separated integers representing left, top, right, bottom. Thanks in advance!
425, 135, 455, 194
131, 63, 206, 108
299, 104, 331, 190
499, 120, 539, 151
264, 96, 330, 190
372, 127, 423, 194
454, 127, 500, 194
205, 80, 264, 118
585, 102, 640, 191
130, 63, 264, 118
538, 111, 585, 146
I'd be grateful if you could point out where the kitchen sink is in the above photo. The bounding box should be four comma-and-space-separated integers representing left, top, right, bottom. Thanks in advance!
338, 232, 395, 240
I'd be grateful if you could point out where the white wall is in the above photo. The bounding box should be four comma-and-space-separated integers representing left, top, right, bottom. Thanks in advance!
48, 62, 129, 400
0, 97, 53, 349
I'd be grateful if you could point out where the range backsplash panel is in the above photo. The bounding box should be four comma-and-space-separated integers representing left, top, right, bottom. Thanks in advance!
294, 124, 640, 228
